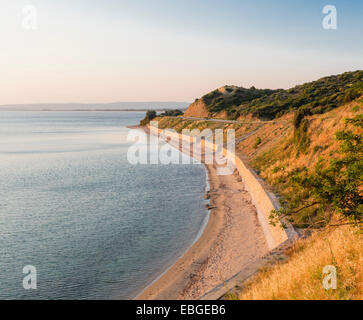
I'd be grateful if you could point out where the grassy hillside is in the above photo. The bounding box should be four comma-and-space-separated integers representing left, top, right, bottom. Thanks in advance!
231, 97, 362, 299
240, 98, 362, 228
187, 70, 363, 120
200, 86, 278, 118
235, 224, 362, 300
156, 97, 362, 228
151, 92, 362, 300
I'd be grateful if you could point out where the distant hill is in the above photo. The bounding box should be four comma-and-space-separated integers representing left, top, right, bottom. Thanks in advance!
185, 70, 363, 120
0, 101, 190, 111
185, 85, 278, 118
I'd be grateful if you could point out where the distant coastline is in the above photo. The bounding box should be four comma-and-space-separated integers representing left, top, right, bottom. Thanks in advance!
0, 109, 171, 112
0, 101, 190, 112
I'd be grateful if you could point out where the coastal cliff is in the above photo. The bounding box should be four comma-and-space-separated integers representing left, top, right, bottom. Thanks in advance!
147, 71, 362, 300
184, 98, 210, 118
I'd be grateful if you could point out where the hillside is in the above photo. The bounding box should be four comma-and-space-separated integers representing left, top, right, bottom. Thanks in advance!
152, 89, 362, 299
185, 85, 277, 119
184, 71, 363, 120
157, 95, 362, 227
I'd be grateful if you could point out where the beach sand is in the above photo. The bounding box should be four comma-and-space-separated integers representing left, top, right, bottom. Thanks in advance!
136, 127, 269, 300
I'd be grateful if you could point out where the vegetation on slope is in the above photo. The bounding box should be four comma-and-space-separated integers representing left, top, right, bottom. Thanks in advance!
245, 70, 363, 120
232, 98, 362, 300
154, 96, 362, 228
270, 114, 362, 228
140, 110, 157, 126
201, 86, 277, 118
236, 224, 362, 300
151, 93, 363, 300
154, 116, 263, 141
249, 99, 362, 228
147, 70, 363, 300
160, 109, 184, 117
193, 71, 363, 121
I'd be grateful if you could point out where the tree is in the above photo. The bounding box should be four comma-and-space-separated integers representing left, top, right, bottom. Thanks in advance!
146, 110, 156, 120
140, 110, 157, 126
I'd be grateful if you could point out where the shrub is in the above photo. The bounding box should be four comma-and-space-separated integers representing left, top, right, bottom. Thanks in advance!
254, 136, 262, 149
160, 109, 183, 117
293, 107, 311, 129
140, 110, 157, 126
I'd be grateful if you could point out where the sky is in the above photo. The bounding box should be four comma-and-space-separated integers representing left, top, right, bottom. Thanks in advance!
0, 0, 362, 105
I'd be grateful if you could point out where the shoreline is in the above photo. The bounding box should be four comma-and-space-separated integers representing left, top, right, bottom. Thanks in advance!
135, 126, 270, 300
133, 165, 211, 299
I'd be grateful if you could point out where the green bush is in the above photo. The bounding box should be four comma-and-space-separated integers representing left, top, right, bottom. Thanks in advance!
200, 71, 363, 120
254, 136, 262, 149
160, 109, 184, 117
270, 115, 363, 227
140, 110, 157, 126
293, 107, 311, 129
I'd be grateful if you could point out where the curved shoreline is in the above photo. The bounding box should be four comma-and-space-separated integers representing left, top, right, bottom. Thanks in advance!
133, 165, 211, 299
135, 126, 270, 300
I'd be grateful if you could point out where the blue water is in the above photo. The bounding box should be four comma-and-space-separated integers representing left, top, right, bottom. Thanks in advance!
0, 111, 207, 299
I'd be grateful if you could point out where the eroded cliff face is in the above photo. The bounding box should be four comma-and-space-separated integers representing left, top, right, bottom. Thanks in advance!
184, 99, 210, 118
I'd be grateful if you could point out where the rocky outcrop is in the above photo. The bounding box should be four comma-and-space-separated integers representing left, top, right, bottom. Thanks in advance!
184, 99, 210, 118
185, 86, 236, 118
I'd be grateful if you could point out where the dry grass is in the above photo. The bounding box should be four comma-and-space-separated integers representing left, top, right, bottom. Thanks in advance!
238, 225, 363, 300
246, 99, 362, 173
156, 99, 363, 300
244, 98, 362, 226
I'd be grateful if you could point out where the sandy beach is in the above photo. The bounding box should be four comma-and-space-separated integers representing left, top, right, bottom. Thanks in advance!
136, 126, 269, 300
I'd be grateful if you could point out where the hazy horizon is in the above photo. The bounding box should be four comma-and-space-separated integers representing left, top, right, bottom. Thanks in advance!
0, 101, 190, 111
1, 69, 362, 110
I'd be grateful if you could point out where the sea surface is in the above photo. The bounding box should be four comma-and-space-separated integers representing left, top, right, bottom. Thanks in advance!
0, 111, 207, 299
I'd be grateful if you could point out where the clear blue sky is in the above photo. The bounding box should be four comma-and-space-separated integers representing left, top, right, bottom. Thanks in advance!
0, 0, 362, 104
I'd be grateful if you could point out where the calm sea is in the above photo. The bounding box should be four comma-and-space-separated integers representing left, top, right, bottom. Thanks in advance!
0, 111, 207, 299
